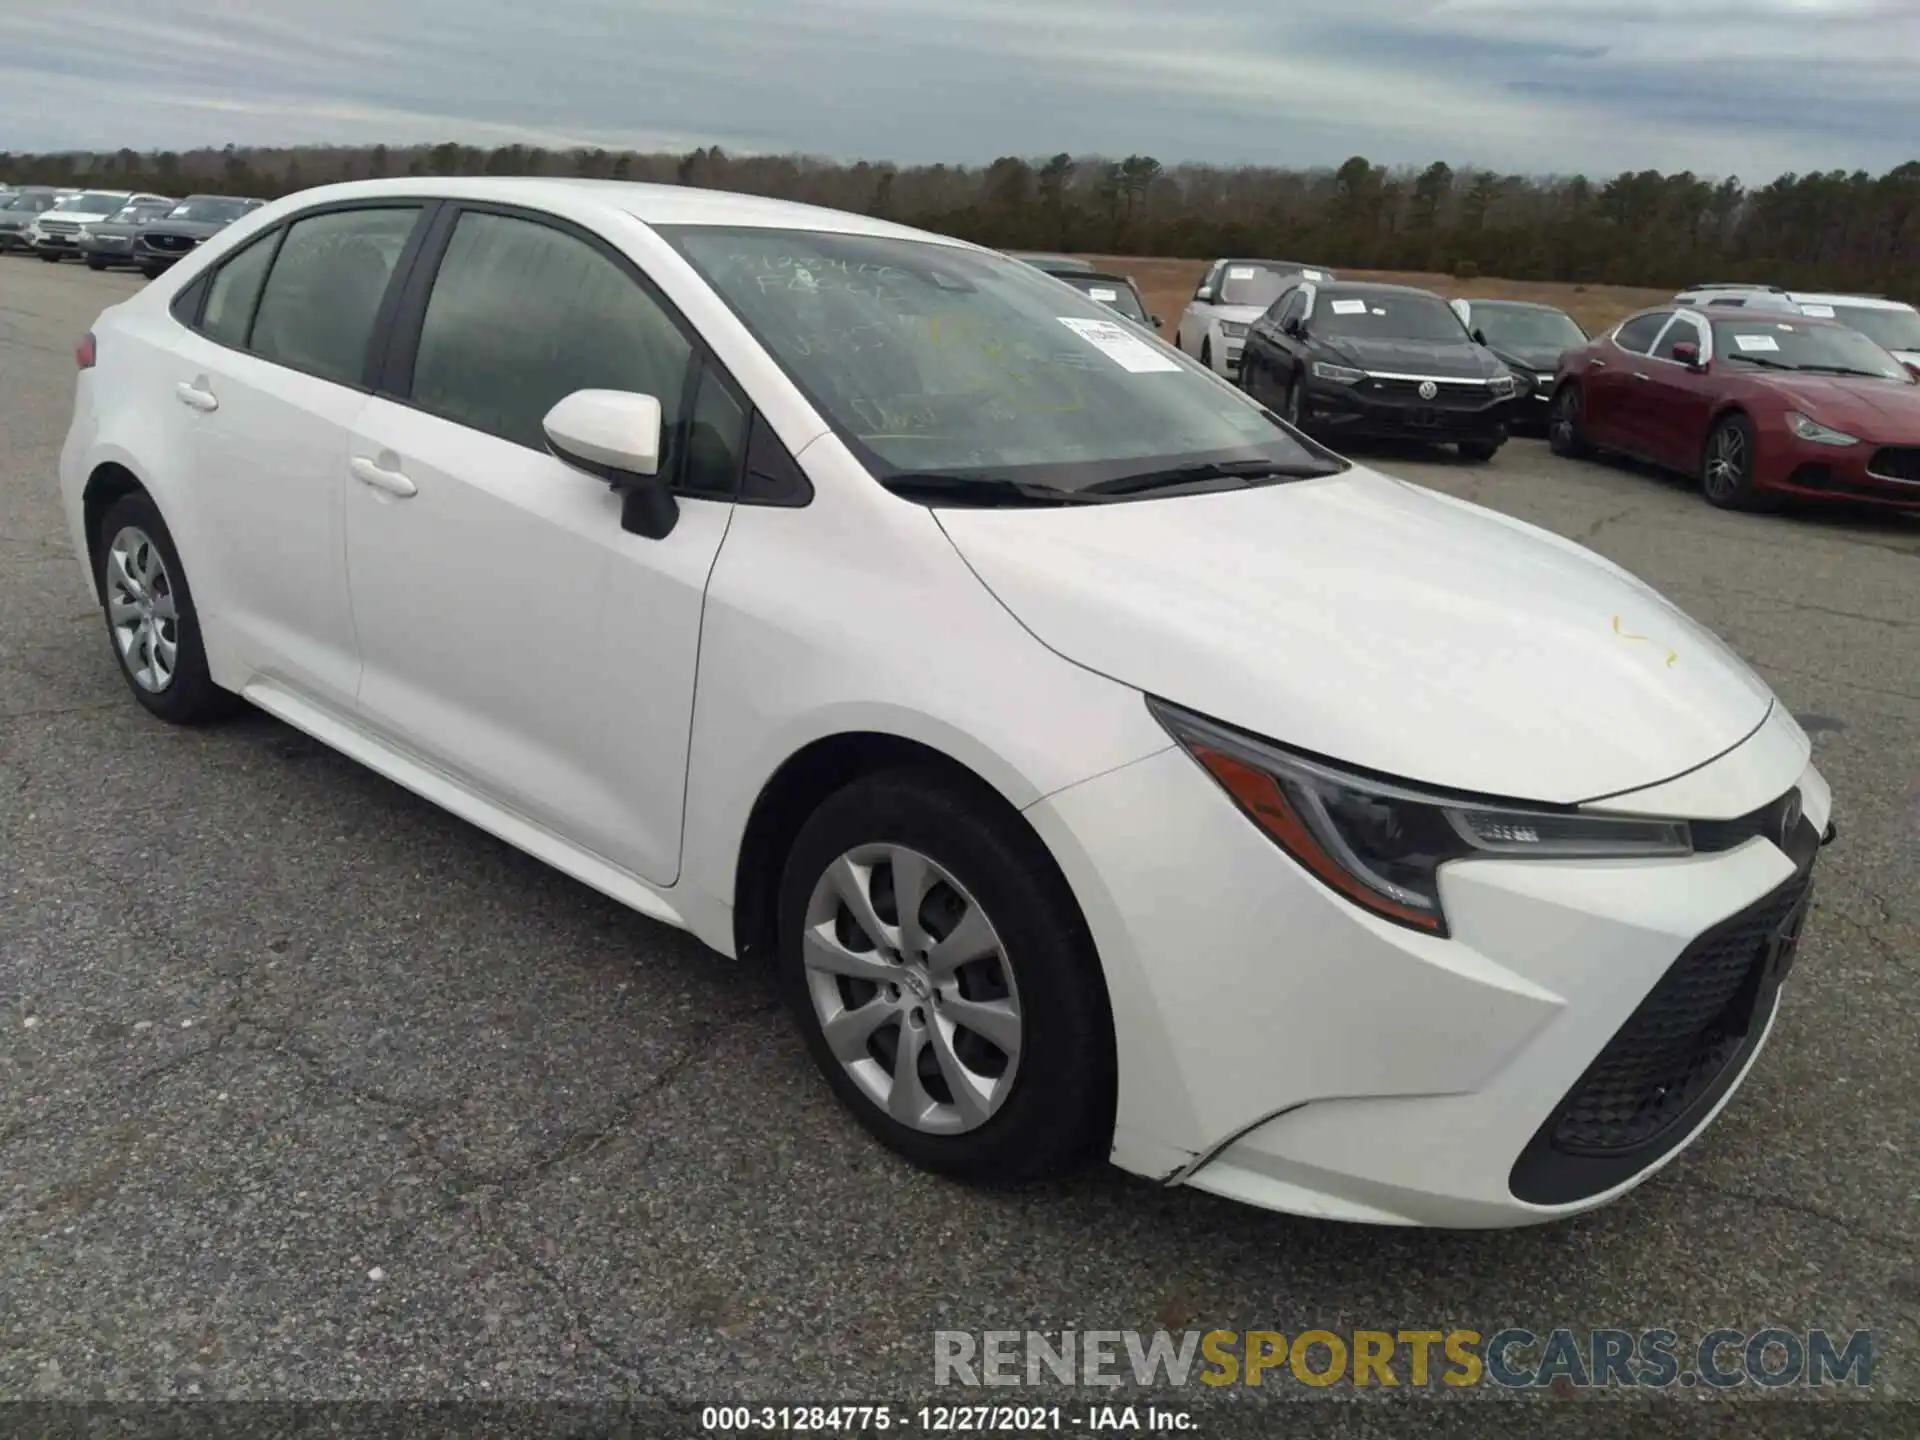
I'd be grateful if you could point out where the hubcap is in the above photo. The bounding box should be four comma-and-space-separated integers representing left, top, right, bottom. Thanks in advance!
1706, 426, 1746, 497
802, 844, 1022, 1135
105, 526, 179, 693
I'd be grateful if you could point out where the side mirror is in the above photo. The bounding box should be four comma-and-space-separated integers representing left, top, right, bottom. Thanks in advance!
1282, 316, 1305, 339
1905, 360, 1920, 381
1670, 341, 1702, 369
1471, 328, 1489, 346
1193, 285, 1212, 302
543, 389, 679, 540
1150, 313, 1163, 329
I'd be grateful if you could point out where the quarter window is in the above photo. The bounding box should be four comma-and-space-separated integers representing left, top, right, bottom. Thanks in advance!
409, 210, 694, 459
250, 207, 421, 387
1613, 311, 1673, 355
198, 231, 279, 348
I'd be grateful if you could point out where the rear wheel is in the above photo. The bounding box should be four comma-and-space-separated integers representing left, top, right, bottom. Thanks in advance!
1701, 413, 1772, 511
778, 768, 1113, 1186
95, 492, 243, 725
1548, 383, 1588, 457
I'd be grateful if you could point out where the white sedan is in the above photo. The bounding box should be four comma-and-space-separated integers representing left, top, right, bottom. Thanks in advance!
61, 178, 1833, 1227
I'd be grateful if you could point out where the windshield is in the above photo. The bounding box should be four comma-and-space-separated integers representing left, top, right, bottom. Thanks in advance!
166, 198, 250, 222
65, 192, 130, 213
1315, 291, 1469, 343
665, 227, 1334, 493
1061, 275, 1149, 323
1712, 318, 1910, 379
1472, 304, 1586, 352
4, 195, 56, 213
1822, 305, 1920, 355
1217, 265, 1304, 309
110, 204, 167, 224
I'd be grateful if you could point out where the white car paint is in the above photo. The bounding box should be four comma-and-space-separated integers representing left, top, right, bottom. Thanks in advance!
1175, 258, 1332, 377
30, 190, 172, 248
61, 177, 1831, 1227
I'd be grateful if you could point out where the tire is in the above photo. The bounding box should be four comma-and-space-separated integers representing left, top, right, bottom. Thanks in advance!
1547, 383, 1587, 457
139, 264, 165, 280
38, 251, 61, 263
1457, 439, 1502, 463
1199, 337, 1214, 373
1701, 412, 1772, 511
777, 767, 1114, 1186
85, 256, 107, 271
95, 491, 243, 725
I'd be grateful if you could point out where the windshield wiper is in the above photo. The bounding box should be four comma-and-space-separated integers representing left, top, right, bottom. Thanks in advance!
1792, 364, 1896, 379
879, 473, 1109, 508
1727, 353, 1794, 371
1082, 459, 1346, 496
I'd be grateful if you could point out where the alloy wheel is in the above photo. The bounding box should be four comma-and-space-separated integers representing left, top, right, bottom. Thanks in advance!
801, 843, 1023, 1135
105, 526, 179, 693
1549, 388, 1580, 451
1705, 424, 1747, 501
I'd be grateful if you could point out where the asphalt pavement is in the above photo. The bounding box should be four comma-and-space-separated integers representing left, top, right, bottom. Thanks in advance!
1, 257, 1915, 1433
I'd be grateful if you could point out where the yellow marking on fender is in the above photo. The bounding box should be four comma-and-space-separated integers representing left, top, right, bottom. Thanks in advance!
1613, 614, 1679, 667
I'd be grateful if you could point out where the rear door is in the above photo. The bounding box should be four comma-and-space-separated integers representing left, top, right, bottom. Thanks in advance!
161, 202, 432, 708
342, 204, 745, 886
1583, 309, 1671, 447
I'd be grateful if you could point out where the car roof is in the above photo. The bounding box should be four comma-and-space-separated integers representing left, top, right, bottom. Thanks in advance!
1788, 291, 1914, 312
1318, 280, 1441, 299
255, 177, 982, 249
1058, 270, 1140, 286
1462, 298, 1568, 313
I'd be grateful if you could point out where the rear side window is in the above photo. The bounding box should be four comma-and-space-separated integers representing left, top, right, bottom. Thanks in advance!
1613, 311, 1673, 354
250, 207, 421, 387
199, 231, 279, 348
408, 210, 694, 455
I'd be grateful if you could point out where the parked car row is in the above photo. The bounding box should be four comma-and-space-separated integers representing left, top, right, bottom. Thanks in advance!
0, 184, 264, 275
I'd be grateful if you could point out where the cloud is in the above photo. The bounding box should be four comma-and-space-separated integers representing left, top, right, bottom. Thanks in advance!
1, 0, 1914, 179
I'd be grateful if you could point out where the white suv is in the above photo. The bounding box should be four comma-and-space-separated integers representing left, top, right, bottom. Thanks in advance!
1176, 258, 1336, 377
1671, 285, 1920, 368
31, 189, 173, 262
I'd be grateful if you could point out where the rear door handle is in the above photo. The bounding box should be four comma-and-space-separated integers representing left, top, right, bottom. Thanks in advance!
174, 380, 218, 412
350, 455, 418, 498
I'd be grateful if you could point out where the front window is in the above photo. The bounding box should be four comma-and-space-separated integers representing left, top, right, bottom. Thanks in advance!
1471, 304, 1587, 351
1824, 305, 1920, 355
1061, 275, 1149, 324
65, 192, 130, 213
1711, 319, 1911, 380
1216, 265, 1300, 309
166, 199, 251, 222
4, 196, 55, 213
1313, 291, 1469, 343
664, 227, 1335, 495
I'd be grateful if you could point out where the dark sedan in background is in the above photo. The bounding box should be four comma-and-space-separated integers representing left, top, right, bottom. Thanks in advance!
1239, 280, 1519, 460
131, 194, 264, 277
1008, 251, 1097, 276
1450, 298, 1587, 433
1052, 269, 1162, 331
79, 199, 176, 270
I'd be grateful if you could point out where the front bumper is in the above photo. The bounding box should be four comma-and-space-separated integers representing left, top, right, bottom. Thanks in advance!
1761, 433, 1920, 509
0, 230, 30, 252
32, 230, 83, 256
1026, 704, 1828, 1227
1300, 375, 1514, 444
1509, 374, 1556, 430
79, 235, 136, 260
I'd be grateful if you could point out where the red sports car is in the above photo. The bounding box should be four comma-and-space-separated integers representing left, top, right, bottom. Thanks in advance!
1547, 305, 1920, 510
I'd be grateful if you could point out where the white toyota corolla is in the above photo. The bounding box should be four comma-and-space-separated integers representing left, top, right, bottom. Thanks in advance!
60, 178, 1834, 1227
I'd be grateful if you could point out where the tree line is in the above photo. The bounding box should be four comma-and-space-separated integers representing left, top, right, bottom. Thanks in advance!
5, 142, 1916, 298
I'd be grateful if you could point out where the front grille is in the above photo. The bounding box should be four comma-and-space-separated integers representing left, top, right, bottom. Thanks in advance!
1550, 871, 1811, 1155
1867, 447, 1920, 484
1366, 377, 1497, 410
142, 232, 197, 253
38, 219, 80, 235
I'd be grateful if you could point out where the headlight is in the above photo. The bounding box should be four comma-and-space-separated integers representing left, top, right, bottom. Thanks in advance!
76, 226, 93, 241
1150, 699, 1693, 936
1311, 361, 1366, 385
1785, 411, 1859, 447
1218, 321, 1249, 340
1536, 371, 1556, 391
1490, 374, 1518, 397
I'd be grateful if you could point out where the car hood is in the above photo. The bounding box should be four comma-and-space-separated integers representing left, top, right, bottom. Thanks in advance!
143, 218, 231, 239
42, 210, 117, 225
1318, 335, 1504, 379
1760, 373, 1920, 434
936, 468, 1775, 805
1210, 305, 1269, 327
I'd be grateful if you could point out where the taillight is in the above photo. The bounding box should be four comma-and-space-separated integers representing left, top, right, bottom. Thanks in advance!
76, 332, 96, 369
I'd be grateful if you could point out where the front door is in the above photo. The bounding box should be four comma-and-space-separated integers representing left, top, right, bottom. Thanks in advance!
1584, 309, 1673, 449
343, 206, 747, 887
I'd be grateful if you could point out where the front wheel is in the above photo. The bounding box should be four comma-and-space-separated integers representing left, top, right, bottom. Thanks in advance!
139, 263, 166, 279
38, 251, 61, 263
778, 769, 1114, 1186
1547, 384, 1588, 456
1457, 439, 1502, 463
85, 256, 107, 271
1199, 337, 1214, 372
1701, 413, 1772, 511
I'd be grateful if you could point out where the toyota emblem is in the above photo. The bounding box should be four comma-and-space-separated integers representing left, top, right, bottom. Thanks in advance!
1779, 790, 1803, 849
1418, 380, 1439, 400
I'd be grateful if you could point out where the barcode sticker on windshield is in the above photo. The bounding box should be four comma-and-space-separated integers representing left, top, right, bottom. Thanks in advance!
1302, 269, 1326, 281
1329, 298, 1369, 315
1734, 333, 1781, 352
1089, 287, 1118, 301
1058, 317, 1181, 372
1799, 304, 1836, 317
1228, 266, 1257, 279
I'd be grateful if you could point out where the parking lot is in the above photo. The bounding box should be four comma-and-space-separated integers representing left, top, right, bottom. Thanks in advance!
2, 255, 1916, 1422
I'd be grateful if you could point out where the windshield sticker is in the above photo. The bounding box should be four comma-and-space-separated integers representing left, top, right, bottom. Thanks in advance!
1733, 333, 1781, 352
1302, 269, 1326, 281
1228, 266, 1257, 279
1372, 307, 1388, 316
1799, 304, 1836, 317
1088, 287, 1118, 302
1057, 316, 1181, 373
1329, 298, 1369, 315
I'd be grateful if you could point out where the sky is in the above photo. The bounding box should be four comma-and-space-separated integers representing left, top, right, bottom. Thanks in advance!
1, 0, 1916, 181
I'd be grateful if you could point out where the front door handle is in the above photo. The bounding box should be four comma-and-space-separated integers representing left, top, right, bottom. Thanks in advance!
351, 455, 418, 498
175, 380, 218, 412
1588, 358, 1608, 369
1633, 371, 1651, 381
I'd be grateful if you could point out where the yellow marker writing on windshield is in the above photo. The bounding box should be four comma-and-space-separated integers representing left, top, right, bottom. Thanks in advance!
1613, 614, 1678, 667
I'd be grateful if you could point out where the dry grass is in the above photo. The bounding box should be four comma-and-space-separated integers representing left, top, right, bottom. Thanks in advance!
1074, 254, 1671, 336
